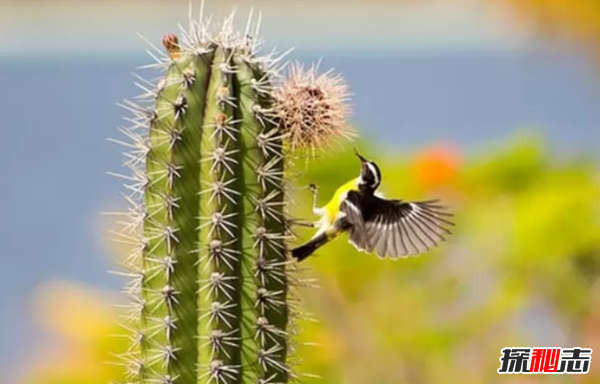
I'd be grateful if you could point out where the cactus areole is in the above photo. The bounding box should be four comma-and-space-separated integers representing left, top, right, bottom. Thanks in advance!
109, 6, 353, 384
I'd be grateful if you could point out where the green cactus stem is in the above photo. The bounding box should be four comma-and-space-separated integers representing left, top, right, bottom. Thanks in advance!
108, 6, 353, 384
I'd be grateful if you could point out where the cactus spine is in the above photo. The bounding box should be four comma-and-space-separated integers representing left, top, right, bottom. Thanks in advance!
109, 5, 353, 384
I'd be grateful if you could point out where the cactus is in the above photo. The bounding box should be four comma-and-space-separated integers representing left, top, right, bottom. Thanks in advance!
108, 4, 353, 384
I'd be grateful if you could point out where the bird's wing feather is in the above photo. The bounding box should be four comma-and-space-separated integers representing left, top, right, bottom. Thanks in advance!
341, 191, 454, 258
338, 191, 371, 252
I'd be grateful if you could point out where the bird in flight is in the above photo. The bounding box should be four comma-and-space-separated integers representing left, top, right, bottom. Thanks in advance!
291, 149, 455, 261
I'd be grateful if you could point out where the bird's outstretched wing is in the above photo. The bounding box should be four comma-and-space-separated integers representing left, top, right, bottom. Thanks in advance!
338, 192, 371, 252
340, 191, 454, 258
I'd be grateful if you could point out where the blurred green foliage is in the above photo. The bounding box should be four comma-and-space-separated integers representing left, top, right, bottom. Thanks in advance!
22, 132, 600, 384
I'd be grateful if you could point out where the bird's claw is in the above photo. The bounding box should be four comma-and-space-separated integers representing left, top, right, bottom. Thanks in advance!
308, 183, 318, 192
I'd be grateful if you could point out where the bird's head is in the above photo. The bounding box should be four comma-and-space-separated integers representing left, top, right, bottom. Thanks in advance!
354, 148, 381, 190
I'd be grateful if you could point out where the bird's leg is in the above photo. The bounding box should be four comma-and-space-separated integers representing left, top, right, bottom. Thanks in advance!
308, 183, 324, 216
285, 184, 322, 229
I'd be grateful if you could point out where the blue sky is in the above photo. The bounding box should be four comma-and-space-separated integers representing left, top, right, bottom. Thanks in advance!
1, 0, 535, 55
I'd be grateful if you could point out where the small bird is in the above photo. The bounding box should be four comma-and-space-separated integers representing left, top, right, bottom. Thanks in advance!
291, 149, 455, 261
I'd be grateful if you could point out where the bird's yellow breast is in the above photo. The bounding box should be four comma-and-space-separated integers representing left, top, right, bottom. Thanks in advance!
323, 178, 360, 223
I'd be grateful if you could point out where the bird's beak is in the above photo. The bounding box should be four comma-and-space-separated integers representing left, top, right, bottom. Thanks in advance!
354, 147, 368, 163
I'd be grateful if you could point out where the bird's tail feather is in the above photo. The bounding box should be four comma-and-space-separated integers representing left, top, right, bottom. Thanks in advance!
291, 233, 330, 262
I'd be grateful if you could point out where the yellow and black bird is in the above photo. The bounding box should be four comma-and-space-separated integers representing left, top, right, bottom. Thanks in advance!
291, 149, 455, 261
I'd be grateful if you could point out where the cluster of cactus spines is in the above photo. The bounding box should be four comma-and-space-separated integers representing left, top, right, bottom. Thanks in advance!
107, 4, 352, 384
273, 62, 354, 156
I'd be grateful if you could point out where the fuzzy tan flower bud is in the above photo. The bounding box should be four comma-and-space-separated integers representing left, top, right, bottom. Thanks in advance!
274, 62, 355, 155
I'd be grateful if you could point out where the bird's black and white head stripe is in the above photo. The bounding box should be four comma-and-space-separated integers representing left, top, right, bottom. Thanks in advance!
364, 161, 381, 189
355, 150, 382, 190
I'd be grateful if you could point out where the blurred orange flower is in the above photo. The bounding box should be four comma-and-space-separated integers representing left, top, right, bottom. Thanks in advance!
410, 142, 462, 192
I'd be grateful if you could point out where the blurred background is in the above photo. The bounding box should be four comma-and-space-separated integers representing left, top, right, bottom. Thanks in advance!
2, 0, 600, 383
